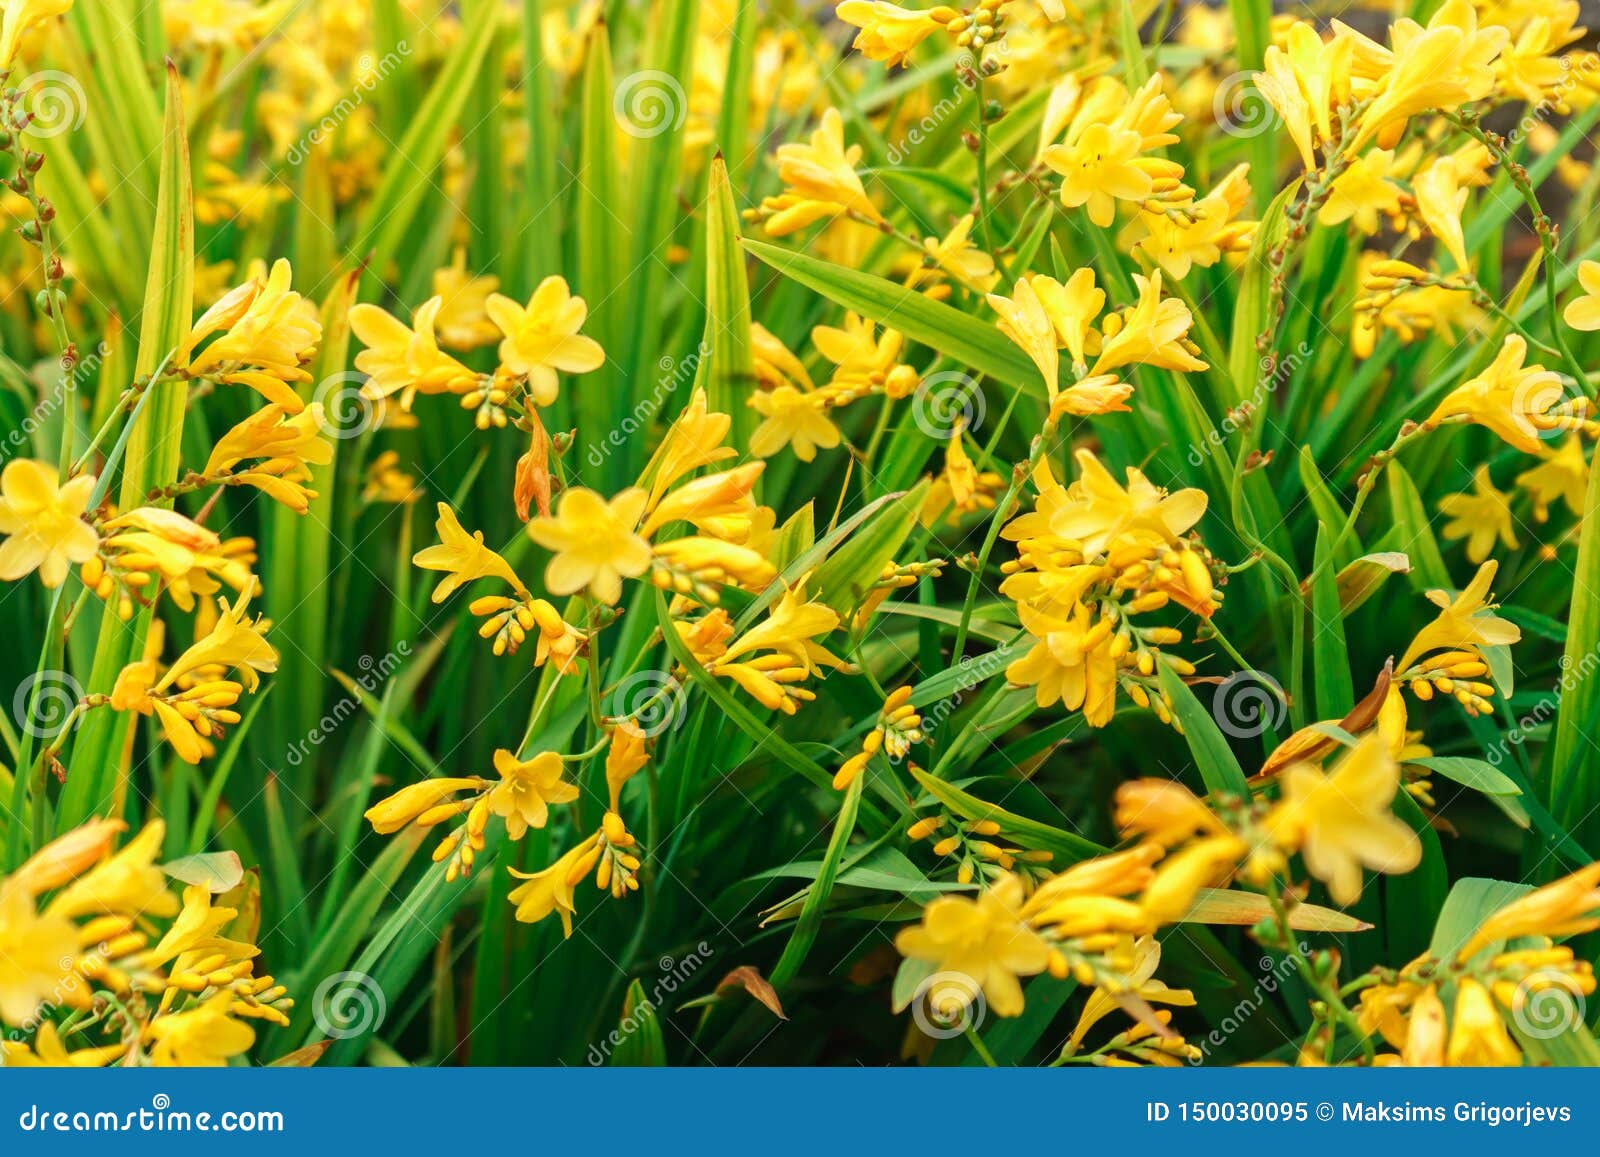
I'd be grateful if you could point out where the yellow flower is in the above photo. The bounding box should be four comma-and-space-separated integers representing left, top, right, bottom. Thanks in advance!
769, 107, 880, 227
508, 834, 600, 936
485, 276, 606, 406
0, 0, 72, 69
181, 259, 322, 412
100, 506, 252, 613
1113, 779, 1223, 847
1265, 735, 1422, 906
605, 727, 650, 810
203, 403, 333, 514
1042, 77, 1182, 228
431, 247, 501, 350
0, 1020, 124, 1067
1445, 978, 1520, 1066
1007, 602, 1119, 723
988, 275, 1061, 398
1052, 448, 1207, 556
145, 992, 256, 1067
641, 388, 737, 509
7, 818, 125, 896
1426, 335, 1577, 454
1401, 984, 1447, 1066
1128, 164, 1256, 279
350, 296, 479, 406
1093, 272, 1207, 375
1517, 436, 1589, 523
364, 777, 484, 835
1413, 156, 1471, 274
487, 749, 579, 839
1396, 559, 1521, 675
1065, 937, 1195, 1054
46, 821, 178, 920
525, 486, 652, 605
835, 1, 952, 68
0, 459, 98, 587
0, 880, 78, 1025
1562, 259, 1600, 331
918, 213, 998, 293
1438, 464, 1518, 564
1348, 0, 1506, 152
1458, 861, 1600, 960
1318, 148, 1404, 234
414, 503, 527, 603
749, 384, 842, 462
1256, 22, 1353, 168
895, 874, 1052, 1017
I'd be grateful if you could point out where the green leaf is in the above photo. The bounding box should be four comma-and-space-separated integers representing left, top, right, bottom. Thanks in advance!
1228, 181, 1298, 405
1427, 877, 1534, 960
769, 773, 863, 991
702, 156, 755, 451
1549, 443, 1600, 845
608, 980, 669, 1066
1310, 524, 1354, 720
1157, 663, 1251, 797
908, 765, 1103, 862
744, 239, 1046, 397
57, 65, 195, 834
812, 480, 929, 615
